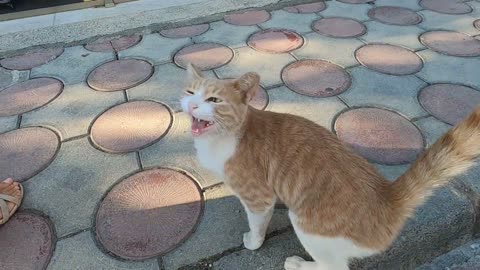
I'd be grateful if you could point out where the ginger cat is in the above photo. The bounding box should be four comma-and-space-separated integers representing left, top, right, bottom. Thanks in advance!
180, 64, 480, 270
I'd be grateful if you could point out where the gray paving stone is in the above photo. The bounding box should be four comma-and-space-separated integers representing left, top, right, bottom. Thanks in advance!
215, 46, 295, 88
374, 0, 422, 10
118, 33, 190, 65
0, 67, 29, 89
163, 184, 291, 270
259, 10, 319, 33
361, 21, 426, 51
414, 117, 452, 147
292, 33, 364, 67
31, 46, 114, 85
320, 1, 371, 21
212, 230, 305, 270
22, 138, 138, 237
0, 116, 17, 133
126, 63, 215, 113
419, 10, 479, 35
267, 86, 347, 130
21, 83, 125, 140
140, 112, 221, 188
459, 162, 480, 195
374, 163, 410, 181
340, 67, 428, 119
192, 21, 259, 48
417, 50, 480, 89
354, 186, 474, 269
417, 239, 480, 270
48, 231, 159, 270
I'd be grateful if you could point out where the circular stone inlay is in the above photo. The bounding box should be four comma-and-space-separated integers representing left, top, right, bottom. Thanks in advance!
250, 86, 269, 110
368, 6, 422, 25
0, 127, 59, 182
282, 60, 351, 97
335, 108, 424, 165
87, 59, 153, 92
420, 31, 480, 57
337, 0, 372, 3
224, 10, 270, 26
95, 168, 204, 260
313, 17, 367, 38
0, 78, 63, 117
247, 29, 303, 53
355, 44, 423, 75
0, 212, 55, 270
419, 0, 472, 15
85, 35, 141, 52
160, 24, 210, 38
0, 48, 64, 70
90, 101, 172, 153
419, 84, 480, 125
174, 43, 234, 70
283, 2, 326, 13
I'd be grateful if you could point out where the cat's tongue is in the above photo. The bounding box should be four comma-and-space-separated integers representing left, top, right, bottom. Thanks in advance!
192, 118, 209, 136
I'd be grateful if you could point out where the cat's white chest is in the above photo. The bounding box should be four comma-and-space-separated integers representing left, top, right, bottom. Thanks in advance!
194, 136, 237, 177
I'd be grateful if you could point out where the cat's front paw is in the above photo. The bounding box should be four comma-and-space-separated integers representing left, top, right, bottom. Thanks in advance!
243, 231, 264, 250
284, 256, 306, 270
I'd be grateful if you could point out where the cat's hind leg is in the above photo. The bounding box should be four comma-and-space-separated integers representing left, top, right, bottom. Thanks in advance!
286, 211, 375, 270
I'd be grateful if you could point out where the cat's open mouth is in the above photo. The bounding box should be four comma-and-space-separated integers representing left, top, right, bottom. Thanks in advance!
191, 116, 214, 136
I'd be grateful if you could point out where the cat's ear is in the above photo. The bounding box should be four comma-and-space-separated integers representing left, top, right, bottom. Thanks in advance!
186, 63, 203, 81
234, 72, 260, 101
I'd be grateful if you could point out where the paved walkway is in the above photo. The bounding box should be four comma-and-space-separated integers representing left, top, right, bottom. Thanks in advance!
0, 0, 479, 269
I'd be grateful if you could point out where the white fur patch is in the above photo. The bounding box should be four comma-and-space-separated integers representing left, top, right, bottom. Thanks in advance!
194, 135, 237, 177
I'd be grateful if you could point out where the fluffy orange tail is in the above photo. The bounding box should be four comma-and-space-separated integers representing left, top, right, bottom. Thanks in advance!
391, 106, 480, 216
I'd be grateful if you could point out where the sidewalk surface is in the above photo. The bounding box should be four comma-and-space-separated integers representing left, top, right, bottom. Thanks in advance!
0, 0, 479, 269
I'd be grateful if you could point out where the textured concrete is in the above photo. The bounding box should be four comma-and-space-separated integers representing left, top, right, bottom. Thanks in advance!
361, 21, 426, 50
31, 46, 114, 85
49, 231, 159, 270
292, 33, 364, 67
0, 67, 29, 89
374, 164, 410, 181
259, 10, 319, 33
417, 50, 480, 89
267, 86, 347, 129
0, 116, 17, 133
340, 67, 428, 119
216, 46, 296, 88
414, 117, 452, 147
419, 10, 479, 35
193, 21, 259, 48
118, 34, 190, 66
417, 239, 480, 270
22, 138, 138, 237
373, 0, 422, 10
163, 184, 291, 270
21, 83, 125, 141
320, 1, 371, 21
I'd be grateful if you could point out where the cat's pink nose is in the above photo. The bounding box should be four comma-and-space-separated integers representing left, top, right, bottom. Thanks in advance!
188, 103, 198, 114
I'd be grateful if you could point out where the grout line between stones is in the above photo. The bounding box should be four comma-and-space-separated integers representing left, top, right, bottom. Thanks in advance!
16, 115, 22, 129
157, 257, 166, 270
135, 151, 144, 170
63, 133, 89, 143
411, 114, 431, 122
336, 95, 350, 108
58, 227, 91, 241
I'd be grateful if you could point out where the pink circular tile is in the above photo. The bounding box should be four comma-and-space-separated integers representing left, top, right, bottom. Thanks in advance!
247, 29, 303, 53
224, 10, 271, 26
419, 0, 472, 15
174, 43, 234, 70
313, 17, 367, 38
85, 35, 141, 52
475, 20, 480, 30
249, 86, 269, 110
95, 168, 204, 260
87, 59, 153, 92
160, 24, 210, 38
90, 101, 172, 153
0, 212, 55, 270
419, 84, 480, 125
0, 127, 59, 182
283, 2, 326, 13
355, 44, 423, 75
282, 60, 351, 97
0, 48, 64, 70
0, 78, 63, 117
420, 31, 480, 57
335, 107, 424, 165
368, 6, 422, 25
337, 0, 372, 3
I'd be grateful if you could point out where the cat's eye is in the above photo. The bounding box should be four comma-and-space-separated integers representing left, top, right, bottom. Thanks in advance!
206, 97, 222, 103
185, 90, 194, 95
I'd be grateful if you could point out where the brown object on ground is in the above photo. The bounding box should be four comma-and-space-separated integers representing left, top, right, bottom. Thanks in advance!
0, 180, 23, 224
